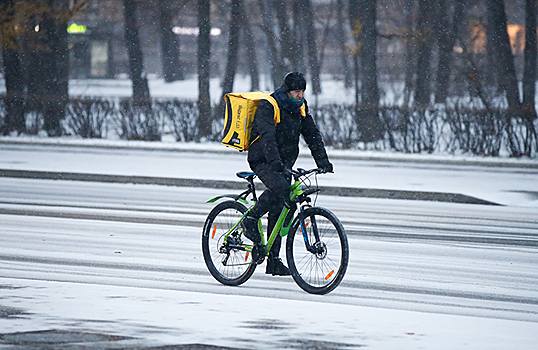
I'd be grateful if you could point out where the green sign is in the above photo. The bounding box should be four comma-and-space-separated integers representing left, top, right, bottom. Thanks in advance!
68, 23, 87, 34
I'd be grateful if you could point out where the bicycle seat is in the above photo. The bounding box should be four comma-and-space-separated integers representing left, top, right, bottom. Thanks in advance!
236, 171, 256, 180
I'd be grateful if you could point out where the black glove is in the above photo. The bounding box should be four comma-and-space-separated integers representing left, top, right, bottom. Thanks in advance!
269, 160, 286, 173
318, 161, 334, 173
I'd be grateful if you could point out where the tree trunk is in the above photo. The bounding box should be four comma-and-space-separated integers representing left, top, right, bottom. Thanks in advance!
349, 0, 383, 142
274, 0, 297, 71
414, 0, 433, 108
158, 0, 183, 82
336, 0, 352, 88
303, 0, 321, 95
359, 0, 382, 141
523, 0, 537, 118
30, 0, 69, 137
349, 0, 361, 106
357, 0, 379, 109
293, 1, 306, 73
434, 0, 452, 103
258, 0, 282, 88
403, 0, 415, 106
0, 0, 25, 134
241, 7, 260, 91
487, 0, 520, 110
220, 0, 242, 96
197, 0, 212, 138
215, 0, 242, 120
123, 0, 150, 103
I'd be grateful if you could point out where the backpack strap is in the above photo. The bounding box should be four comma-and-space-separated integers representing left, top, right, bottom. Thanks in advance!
263, 96, 280, 123
264, 96, 306, 121
300, 103, 306, 117
248, 96, 305, 148
248, 96, 279, 148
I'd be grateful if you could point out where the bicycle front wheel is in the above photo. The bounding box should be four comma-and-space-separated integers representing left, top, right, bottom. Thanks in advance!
286, 207, 348, 294
202, 200, 256, 286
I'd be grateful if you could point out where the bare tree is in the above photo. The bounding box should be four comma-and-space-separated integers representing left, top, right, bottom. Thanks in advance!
241, 1, 259, 91
336, 0, 352, 88
523, 0, 537, 118
349, 0, 383, 142
434, 0, 453, 103
403, 0, 416, 106
123, 0, 150, 103
274, 0, 298, 71
413, 0, 433, 108
0, 0, 24, 134
302, 0, 322, 95
158, 0, 184, 82
197, 0, 211, 138
220, 0, 242, 96
487, 0, 520, 110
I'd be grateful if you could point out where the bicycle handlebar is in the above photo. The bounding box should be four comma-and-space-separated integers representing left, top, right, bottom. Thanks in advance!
287, 167, 328, 180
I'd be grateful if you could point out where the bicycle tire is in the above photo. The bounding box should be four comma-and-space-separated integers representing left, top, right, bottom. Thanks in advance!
286, 207, 348, 294
202, 200, 256, 286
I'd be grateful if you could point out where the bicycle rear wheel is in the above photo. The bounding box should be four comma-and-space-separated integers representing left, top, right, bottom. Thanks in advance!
202, 200, 256, 286
286, 207, 348, 294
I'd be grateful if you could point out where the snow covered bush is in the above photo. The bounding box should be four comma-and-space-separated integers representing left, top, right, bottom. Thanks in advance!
116, 99, 164, 141
155, 99, 198, 142
311, 104, 358, 149
311, 104, 537, 157
65, 98, 115, 138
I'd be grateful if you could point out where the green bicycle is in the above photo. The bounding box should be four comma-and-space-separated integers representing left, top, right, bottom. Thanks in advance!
201, 168, 349, 295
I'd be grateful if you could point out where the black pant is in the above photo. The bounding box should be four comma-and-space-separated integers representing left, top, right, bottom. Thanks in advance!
248, 162, 291, 257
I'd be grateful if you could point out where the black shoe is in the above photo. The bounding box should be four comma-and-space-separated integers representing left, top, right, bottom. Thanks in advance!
266, 257, 291, 276
241, 216, 261, 244
251, 243, 266, 265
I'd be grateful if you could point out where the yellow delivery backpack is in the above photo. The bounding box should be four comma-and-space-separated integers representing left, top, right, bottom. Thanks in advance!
221, 91, 305, 151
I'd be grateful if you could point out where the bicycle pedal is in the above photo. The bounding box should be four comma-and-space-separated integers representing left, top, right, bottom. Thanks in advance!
251, 244, 266, 265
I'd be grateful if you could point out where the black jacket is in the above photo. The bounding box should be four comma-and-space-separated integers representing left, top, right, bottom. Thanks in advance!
247, 91, 330, 170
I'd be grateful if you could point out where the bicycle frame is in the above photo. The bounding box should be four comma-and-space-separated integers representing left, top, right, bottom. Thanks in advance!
260, 178, 304, 254
206, 168, 321, 259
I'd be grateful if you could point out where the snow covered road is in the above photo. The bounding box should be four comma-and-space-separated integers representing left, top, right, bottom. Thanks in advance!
1, 177, 538, 349
0, 141, 537, 349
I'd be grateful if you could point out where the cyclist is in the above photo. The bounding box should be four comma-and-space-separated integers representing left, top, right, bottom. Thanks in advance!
242, 72, 334, 276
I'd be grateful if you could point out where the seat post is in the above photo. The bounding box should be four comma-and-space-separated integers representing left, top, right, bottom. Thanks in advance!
248, 177, 257, 202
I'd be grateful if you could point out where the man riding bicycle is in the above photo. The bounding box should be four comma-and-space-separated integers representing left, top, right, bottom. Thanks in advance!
242, 72, 334, 276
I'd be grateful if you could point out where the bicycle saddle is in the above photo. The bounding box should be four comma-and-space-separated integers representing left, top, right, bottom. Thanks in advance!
236, 171, 256, 180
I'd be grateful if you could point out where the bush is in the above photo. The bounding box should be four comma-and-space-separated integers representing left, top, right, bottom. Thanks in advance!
156, 99, 198, 142
312, 104, 358, 149
311, 103, 537, 157
4, 92, 535, 158
66, 98, 115, 138
116, 99, 163, 141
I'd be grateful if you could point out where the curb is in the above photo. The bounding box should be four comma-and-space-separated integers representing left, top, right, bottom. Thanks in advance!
0, 169, 500, 206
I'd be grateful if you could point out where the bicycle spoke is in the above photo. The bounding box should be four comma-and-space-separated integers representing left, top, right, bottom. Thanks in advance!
287, 207, 348, 294
202, 201, 256, 286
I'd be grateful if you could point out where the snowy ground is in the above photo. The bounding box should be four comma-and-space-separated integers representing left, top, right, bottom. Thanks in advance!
0, 75, 359, 105
0, 141, 537, 349
1, 76, 538, 348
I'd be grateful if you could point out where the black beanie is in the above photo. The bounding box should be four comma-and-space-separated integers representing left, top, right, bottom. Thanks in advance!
281, 72, 307, 93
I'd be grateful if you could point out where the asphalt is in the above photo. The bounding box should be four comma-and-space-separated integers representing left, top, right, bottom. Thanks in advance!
1, 137, 537, 206
0, 168, 499, 206
0, 139, 536, 349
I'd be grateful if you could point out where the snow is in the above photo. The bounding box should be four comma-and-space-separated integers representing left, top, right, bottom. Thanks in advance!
1, 140, 538, 349
1, 76, 538, 349
2, 277, 537, 350
66, 75, 358, 105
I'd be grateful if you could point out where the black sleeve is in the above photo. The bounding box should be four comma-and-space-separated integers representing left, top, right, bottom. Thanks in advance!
253, 100, 281, 164
300, 103, 330, 167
